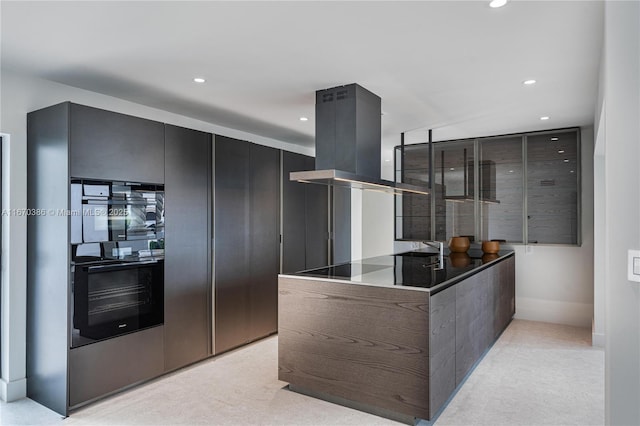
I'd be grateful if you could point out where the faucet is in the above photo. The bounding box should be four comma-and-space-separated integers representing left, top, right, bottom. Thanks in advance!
423, 241, 444, 270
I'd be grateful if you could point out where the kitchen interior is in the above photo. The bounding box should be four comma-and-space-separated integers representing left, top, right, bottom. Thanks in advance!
0, 1, 638, 425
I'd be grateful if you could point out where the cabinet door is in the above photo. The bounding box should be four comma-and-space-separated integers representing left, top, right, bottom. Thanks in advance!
70, 103, 165, 183
332, 186, 351, 264
214, 136, 251, 354
69, 326, 164, 407
282, 153, 329, 272
429, 286, 456, 418
494, 256, 516, 338
304, 156, 330, 270
455, 270, 488, 385
248, 144, 280, 339
282, 152, 307, 273
164, 124, 211, 370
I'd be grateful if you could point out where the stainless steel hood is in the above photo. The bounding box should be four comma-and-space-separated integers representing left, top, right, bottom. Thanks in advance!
290, 83, 429, 196
290, 169, 430, 195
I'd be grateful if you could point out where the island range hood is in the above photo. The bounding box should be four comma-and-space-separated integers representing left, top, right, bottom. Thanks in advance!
290, 83, 429, 196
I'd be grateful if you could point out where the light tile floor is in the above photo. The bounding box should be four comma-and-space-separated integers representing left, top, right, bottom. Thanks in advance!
0, 319, 604, 425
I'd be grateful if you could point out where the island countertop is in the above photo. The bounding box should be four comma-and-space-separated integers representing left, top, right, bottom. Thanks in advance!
280, 248, 514, 295
278, 249, 516, 422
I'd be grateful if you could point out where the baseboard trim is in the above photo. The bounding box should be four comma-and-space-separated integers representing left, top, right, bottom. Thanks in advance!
0, 377, 27, 402
514, 297, 593, 328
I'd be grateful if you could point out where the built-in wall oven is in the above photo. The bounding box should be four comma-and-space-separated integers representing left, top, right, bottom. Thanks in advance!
73, 259, 163, 341
70, 179, 165, 348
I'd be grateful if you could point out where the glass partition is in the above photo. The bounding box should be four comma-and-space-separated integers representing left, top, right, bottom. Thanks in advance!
395, 128, 581, 245
395, 144, 431, 240
526, 131, 579, 244
433, 139, 475, 241
478, 136, 523, 243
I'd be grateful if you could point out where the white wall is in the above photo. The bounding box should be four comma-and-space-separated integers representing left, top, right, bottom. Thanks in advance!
360, 191, 394, 259
600, 2, 640, 424
0, 70, 312, 402
593, 114, 606, 348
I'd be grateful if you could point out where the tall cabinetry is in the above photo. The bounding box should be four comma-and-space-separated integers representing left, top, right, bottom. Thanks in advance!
214, 136, 280, 354
28, 101, 335, 414
164, 124, 211, 370
281, 152, 329, 273
27, 103, 214, 415
27, 103, 167, 415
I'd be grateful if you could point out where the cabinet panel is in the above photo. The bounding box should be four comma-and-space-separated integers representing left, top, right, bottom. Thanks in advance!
249, 144, 280, 339
455, 270, 488, 385
282, 152, 307, 273
164, 125, 211, 370
215, 137, 281, 353
332, 186, 351, 264
494, 256, 516, 338
69, 326, 164, 408
282, 154, 329, 272
429, 286, 456, 418
305, 156, 330, 270
214, 136, 251, 354
70, 103, 165, 183
26, 103, 71, 416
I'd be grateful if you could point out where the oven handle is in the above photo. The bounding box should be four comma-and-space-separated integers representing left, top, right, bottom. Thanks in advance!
86, 260, 160, 273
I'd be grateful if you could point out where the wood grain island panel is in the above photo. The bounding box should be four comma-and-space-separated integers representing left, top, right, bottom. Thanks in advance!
278, 253, 515, 423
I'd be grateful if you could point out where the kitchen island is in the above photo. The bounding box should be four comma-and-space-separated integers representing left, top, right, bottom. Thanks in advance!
278, 249, 515, 424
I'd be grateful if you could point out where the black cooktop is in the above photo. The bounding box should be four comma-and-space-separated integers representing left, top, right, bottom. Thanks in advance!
297, 249, 510, 290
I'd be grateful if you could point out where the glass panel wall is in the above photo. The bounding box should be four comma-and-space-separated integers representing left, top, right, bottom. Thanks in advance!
433, 140, 475, 241
395, 128, 580, 245
526, 130, 579, 244
478, 136, 523, 243
395, 144, 430, 240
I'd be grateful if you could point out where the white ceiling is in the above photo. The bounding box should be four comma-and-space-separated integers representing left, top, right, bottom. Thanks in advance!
1, 1, 603, 155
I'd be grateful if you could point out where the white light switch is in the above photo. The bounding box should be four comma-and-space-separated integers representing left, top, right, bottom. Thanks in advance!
628, 250, 640, 282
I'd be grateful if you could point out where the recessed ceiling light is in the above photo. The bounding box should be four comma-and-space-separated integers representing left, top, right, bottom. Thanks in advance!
523, 79, 537, 85
558, 150, 565, 154
450, 168, 455, 171
551, 137, 559, 141
489, 0, 508, 8
570, 170, 575, 173
540, 116, 550, 121
564, 159, 570, 163
299, 117, 309, 122
193, 77, 205, 83
509, 170, 514, 173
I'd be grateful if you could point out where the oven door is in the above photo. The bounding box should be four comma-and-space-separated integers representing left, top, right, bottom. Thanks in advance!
72, 260, 164, 346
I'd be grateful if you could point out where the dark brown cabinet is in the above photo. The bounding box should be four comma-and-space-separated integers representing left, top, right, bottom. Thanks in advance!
214, 136, 280, 354
28, 102, 212, 415
282, 152, 329, 273
164, 124, 212, 370
69, 103, 165, 183
28, 101, 331, 414
454, 255, 516, 386
278, 253, 516, 421
27, 102, 168, 415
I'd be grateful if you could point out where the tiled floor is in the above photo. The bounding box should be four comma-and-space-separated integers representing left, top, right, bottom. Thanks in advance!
0, 319, 604, 425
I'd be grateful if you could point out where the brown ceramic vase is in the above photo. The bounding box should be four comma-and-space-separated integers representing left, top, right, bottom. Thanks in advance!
481, 240, 500, 254
448, 236, 470, 253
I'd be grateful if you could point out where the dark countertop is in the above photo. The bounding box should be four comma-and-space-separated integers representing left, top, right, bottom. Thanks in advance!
280, 248, 514, 295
